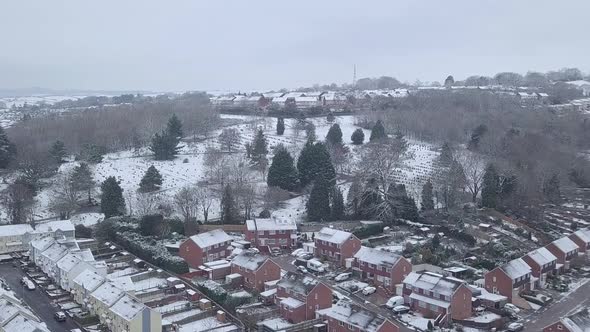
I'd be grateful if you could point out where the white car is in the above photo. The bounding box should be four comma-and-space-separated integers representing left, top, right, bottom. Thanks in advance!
504, 303, 521, 314
385, 296, 404, 309
392, 305, 410, 314
362, 286, 376, 295
334, 273, 351, 282
297, 265, 308, 273
507, 322, 524, 331
291, 249, 304, 257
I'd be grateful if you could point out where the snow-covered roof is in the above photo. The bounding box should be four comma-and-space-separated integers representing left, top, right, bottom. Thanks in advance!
91, 281, 126, 307
231, 252, 270, 271
110, 294, 148, 322
280, 297, 304, 308
246, 218, 297, 232
316, 227, 354, 244
403, 271, 464, 296
552, 237, 579, 253
277, 272, 321, 295
57, 253, 88, 274
354, 246, 402, 267
294, 96, 319, 103
41, 242, 69, 263
35, 220, 75, 233
30, 236, 56, 251
0, 291, 37, 326
2, 312, 50, 332
501, 258, 531, 280
566, 80, 590, 87
0, 224, 33, 237
188, 229, 232, 249
317, 300, 388, 332
262, 92, 285, 99
525, 247, 557, 266
73, 269, 105, 292
475, 288, 507, 303
561, 307, 590, 332
573, 228, 590, 244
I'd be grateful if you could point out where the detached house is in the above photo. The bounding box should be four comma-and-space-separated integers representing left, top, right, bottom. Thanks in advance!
276, 272, 332, 323
315, 227, 361, 266
545, 237, 579, 271
353, 246, 411, 294
484, 258, 532, 302
230, 252, 281, 292
522, 247, 557, 288
569, 228, 590, 253
317, 300, 400, 332
179, 229, 233, 268
245, 218, 298, 250
403, 272, 472, 325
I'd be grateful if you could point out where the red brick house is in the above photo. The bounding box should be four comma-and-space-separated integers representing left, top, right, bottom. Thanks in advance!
484, 258, 532, 302
230, 252, 281, 292
403, 272, 472, 326
245, 218, 297, 250
314, 227, 361, 266
179, 229, 233, 268
543, 307, 590, 332
275, 272, 332, 323
353, 246, 411, 294
522, 247, 557, 288
569, 228, 590, 253
545, 237, 579, 271
317, 300, 399, 332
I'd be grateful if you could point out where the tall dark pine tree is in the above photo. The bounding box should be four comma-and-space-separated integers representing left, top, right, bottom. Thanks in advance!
307, 178, 331, 222
421, 179, 435, 211
543, 174, 561, 203
351, 128, 365, 145
166, 114, 183, 139
251, 128, 268, 163
444, 75, 455, 87
297, 142, 315, 187
276, 117, 285, 135
150, 132, 180, 160
139, 165, 163, 192
220, 184, 238, 224
267, 146, 298, 191
330, 186, 345, 220
49, 140, 67, 164
0, 126, 17, 168
297, 142, 336, 188
481, 164, 499, 208
468, 124, 488, 151
71, 162, 95, 204
326, 124, 343, 146
439, 142, 453, 166
369, 120, 387, 142
346, 177, 362, 218
100, 176, 125, 218
359, 178, 381, 219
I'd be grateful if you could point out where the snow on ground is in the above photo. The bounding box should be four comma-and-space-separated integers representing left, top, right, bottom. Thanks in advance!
400, 314, 435, 331
154, 300, 189, 313
178, 316, 236, 332
70, 213, 104, 226
133, 277, 167, 292
162, 308, 203, 323
27, 114, 439, 224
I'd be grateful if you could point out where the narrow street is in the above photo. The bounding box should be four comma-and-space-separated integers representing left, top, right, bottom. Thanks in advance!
0, 262, 78, 332
523, 279, 590, 331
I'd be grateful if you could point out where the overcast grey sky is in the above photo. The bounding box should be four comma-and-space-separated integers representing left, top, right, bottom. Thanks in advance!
1, 0, 589, 92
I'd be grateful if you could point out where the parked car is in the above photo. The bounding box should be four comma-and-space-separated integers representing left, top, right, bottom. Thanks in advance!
291, 249, 304, 257
271, 248, 281, 256
504, 303, 521, 314
297, 265, 308, 273
362, 286, 376, 295
25, 280, 35, 290
307, 259, 325, 273
507, 322, 524, 331
54, 312, 67, 322
385, 296, 404, 309
392, 305, 411, 314
334, 273, 351, 282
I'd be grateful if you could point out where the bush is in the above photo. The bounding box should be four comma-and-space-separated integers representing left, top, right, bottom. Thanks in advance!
353, 224, 385, 239
75, 224, 93, 238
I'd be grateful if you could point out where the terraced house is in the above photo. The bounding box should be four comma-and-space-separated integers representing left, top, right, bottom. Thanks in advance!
403, 271, 472, 326
245, 218, 298, 250
522, 247, 557, 288
353, 246, 412, 294
545, 236, 579, 271
484, 258, 532, 302
318, 300, 400, 332
275, 272, 332, 323
230, 252, 281, 292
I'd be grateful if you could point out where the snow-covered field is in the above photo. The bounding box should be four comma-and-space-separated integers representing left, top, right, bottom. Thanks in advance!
23, 114, 439, 225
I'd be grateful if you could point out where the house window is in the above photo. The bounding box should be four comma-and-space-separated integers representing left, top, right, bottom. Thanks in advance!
493, 276, 497, 282
348, 324, 354, 330
339, 321, 344, 326
315, 293, 318, 300
419, 301, 427, 308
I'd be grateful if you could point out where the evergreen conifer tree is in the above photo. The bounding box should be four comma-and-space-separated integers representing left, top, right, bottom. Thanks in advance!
166, 114, 183, 139
276, 117, 285, 135
421, 179, 435, 211
267, 146, 298, 191
346, 177, 362, 217
0, 126, 17, 168
100, 176, 125, 218
220, 184, 238, 224
49, 140, 67, 164
71, 162, 95, 204
251, 128, 268, 163
326, 124, 343, 146
369, 120, 387, 142
307, 178, 331, 221
351, 128, 365, 145
139, 165, 163, 192
481, 164, 499, 208
439, 142, 453, 166
331, 186, 345, 220
543, 173, 561, 203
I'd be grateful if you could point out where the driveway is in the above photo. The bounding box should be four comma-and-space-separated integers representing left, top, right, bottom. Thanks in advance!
0, 262, 79, 332
523, 278, 590, 331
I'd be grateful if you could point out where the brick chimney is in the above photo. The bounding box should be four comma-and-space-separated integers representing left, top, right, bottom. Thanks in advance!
216, 310, 226, 323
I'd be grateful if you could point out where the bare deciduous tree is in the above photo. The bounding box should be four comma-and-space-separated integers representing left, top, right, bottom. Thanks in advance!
456, 151, 486, 203
218, 128, 241, 153
3, 183, 35, 224
196, 187, 214, 222
49, 174, 80, 219
174, 186, 199, 223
